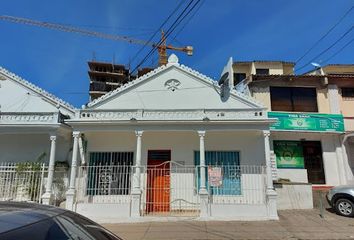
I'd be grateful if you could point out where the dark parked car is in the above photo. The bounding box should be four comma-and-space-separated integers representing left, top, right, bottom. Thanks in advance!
327, 185, 354, 217
0, 202, 122, 240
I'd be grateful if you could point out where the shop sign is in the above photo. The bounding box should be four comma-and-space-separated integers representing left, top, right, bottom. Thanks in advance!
208, 166, 222, 187
268, 112, 344, 132
274, 141, 304, 169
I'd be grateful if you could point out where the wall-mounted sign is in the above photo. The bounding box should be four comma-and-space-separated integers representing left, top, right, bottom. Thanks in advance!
268, 112, 344, 132
208, 166, 223, 187
274, 141, 304, 169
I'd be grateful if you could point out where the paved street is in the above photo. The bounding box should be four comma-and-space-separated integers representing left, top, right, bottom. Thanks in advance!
104, 210, 354, 240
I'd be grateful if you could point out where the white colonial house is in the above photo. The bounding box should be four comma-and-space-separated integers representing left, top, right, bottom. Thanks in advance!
64, 55, 278, 222
0, 66, 75, 205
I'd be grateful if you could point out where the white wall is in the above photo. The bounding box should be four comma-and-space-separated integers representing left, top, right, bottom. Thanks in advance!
345, 140, 354, 183
0, 134, 72, 164
0, 76, 73, 116
271, 132, 342, 186
85, 130, 266, 166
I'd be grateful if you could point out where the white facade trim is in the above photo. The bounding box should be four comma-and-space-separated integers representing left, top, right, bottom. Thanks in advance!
0, 66, 75, 114
75, 108, 267, 122
0, 112, 64, 125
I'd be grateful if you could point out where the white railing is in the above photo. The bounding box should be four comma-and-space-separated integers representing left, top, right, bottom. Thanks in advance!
0, 112, 67, 124
207, 165, 267, 205
0, 162, 69, 205
76, 165, 133, 204
75, 163, 267, 212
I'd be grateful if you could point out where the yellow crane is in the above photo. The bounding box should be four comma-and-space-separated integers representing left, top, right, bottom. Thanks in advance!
0, 15, 193, 66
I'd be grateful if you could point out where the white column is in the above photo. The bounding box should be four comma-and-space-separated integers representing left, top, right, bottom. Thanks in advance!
335, 135, 347, 185
66, 131, 80, 211
42, 135, 57, 205
328, 84, 340, 114
131, 130, 143, 218
263, 130, 278, 220
198, 130, 209, 218
198, 131, 207, 194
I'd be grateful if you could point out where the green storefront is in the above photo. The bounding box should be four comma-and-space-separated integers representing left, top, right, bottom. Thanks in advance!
268, 112, 345, 184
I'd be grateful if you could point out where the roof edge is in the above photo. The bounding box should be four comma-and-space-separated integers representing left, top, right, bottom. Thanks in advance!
0, 66, 76, 114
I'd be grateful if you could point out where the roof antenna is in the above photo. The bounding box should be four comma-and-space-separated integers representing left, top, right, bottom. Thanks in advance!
92, 51, 96, 61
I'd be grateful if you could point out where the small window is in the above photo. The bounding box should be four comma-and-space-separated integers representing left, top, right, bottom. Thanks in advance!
256, 68, 269, 75
233, 73, 246, 85
342, 88, 354, 98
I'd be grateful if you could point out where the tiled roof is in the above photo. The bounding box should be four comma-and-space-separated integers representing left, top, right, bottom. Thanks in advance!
233, 60, 295, 65
0, 66, 75, 113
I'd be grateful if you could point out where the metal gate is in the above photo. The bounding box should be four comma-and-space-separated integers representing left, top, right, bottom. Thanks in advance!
142, 161, 200, 216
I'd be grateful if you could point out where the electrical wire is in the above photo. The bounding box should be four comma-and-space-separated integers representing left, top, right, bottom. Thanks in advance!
295, 26, 353, 72
129, 0, 187, 65
295, 5, 353, 64
131, 0, 197, 74
170, 0, 205, 44
321, 37, 354, 64
131, 0, 201, 74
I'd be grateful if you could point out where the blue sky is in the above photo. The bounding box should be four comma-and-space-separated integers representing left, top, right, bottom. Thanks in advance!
1, 0, 353, 107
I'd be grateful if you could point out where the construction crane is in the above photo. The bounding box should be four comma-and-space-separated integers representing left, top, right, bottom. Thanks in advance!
0, 15, 193, 67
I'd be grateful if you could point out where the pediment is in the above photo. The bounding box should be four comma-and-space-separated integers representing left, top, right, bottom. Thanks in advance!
88, 59, 264, 112
0, 67, 75, 116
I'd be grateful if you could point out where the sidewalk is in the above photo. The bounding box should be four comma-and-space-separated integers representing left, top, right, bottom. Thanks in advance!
103, 210, 354, 240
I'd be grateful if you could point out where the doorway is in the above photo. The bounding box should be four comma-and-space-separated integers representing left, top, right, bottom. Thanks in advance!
303, 141, 326, 184
146, 150, 171, 213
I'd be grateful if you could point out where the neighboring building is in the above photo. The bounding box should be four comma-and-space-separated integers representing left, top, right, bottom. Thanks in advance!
233, 61, 352, 188
0, 66, 75, 204
306, 64, 354, 184
64, 55, 278, 222
232, 61, 295, 85
88, 61, 130, 101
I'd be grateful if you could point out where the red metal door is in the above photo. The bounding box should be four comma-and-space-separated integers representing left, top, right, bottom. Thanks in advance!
146, 150, 171, 213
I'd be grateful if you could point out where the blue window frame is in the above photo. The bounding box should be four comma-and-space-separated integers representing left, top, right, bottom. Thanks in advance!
194, 151, 241, 195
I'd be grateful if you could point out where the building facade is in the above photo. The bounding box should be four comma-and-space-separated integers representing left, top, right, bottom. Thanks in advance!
233, 61, 352, 187
0, 66, 75, 205
64, 55, 278, 222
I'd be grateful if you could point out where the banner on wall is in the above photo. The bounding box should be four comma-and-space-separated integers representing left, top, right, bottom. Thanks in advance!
268, 112, 344, 132
208, 166, 223, 187
273, 141, 304, 169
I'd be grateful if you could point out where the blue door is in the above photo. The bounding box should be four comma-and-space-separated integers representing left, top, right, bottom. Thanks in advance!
194, 151, 241, 195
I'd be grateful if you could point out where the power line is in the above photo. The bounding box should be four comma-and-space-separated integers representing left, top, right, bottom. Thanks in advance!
322, 37, 354, 64
131, 0, 197, 73
295, 25, 353, 73
295, 5, 353, 64
131, 0, 201, 74
171, 0, 205, 44
129, 0, 187, 65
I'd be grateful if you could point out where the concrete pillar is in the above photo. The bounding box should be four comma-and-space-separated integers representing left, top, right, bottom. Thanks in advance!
131, 130, 143, 218
42, 135, 57, 205
335, 135, 347, 185
328, 84, 340, 114
263, 130, 278, 220
198, 130, 209, 218
66, 131, 80, 211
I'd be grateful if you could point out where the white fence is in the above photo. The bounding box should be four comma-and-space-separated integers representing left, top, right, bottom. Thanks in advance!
207, 165, 266, 205
75, 163, 267, 216
0, 162, 69, 205
76, 165, 133, 204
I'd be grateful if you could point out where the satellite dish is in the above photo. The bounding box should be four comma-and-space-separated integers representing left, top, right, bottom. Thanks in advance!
311, 62, 321, 68
218, 72, 229, 86
219, 57, 233, 102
